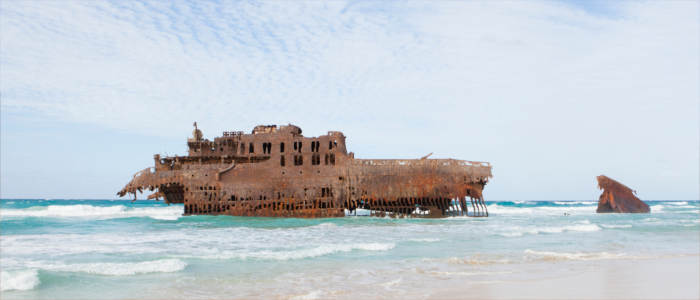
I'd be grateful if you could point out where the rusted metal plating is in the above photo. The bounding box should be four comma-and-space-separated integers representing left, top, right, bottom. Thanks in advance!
118, 123, 492, 218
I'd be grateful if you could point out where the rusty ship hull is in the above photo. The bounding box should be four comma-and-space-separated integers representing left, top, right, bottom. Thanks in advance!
118, 124, 492, 218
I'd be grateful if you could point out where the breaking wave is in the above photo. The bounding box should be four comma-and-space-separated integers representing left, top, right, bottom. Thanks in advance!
487, 204, 594, 215
499, 222, 601, 237
0, 269, 40, 291
600, 224, 633, 229
192, 243, 395, 261
407, 238, 440, 243
0, 205, 182, 220
24, 259, 187, 276
553, 201, 596, 205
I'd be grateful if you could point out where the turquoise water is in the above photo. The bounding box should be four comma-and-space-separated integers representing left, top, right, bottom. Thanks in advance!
1, 199, 698, 299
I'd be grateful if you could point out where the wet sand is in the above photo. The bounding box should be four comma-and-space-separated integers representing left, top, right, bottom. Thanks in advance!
430, 255, 700, 300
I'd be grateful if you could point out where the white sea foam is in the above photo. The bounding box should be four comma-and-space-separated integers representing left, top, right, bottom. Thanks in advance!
310, 222, 337, 229
445, 256, 511, 265
650, 205, 665, 212
499, 222, 601, 237
0, 269, 40, 291
524, 249, 626, 261
487, 204, 594, 215
407, 238, 440, 243
0, 204, 182, 220
29, 259, 187, 276
553, 201, 595, 205
665, 201, 689, 205
601, 224, 633, 229
193, 243, 395, 261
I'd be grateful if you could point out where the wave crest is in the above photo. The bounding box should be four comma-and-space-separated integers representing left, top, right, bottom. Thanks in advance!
0, 204, 181, 220
0, 269, 40, 291
500, 222, 601, 237
195, 243, 395, 261
38, 259, 187, 276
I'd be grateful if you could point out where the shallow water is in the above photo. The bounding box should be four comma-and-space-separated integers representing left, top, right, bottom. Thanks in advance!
1, 199, 698, 299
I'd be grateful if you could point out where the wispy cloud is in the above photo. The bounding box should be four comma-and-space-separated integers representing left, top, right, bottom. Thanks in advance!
1, 1, 698, 199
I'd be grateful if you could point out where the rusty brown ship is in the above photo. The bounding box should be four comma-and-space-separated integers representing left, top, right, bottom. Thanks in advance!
118, 123, 493, 218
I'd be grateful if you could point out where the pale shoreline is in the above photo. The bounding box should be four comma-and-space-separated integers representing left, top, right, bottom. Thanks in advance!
427, 255, 700, 300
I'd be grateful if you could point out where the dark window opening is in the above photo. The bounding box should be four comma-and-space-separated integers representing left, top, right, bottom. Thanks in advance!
324, 154, 329, 165
294, 155, 303, 166
280, 156, 285, 166
249, 143, 254, 153
280, 142, 285, 153
298, 141, 302, 153
330, 153, 335, 165
329, 141, 333, 149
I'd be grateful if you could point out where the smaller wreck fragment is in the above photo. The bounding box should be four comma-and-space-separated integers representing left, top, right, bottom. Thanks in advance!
596, 175, 650, 213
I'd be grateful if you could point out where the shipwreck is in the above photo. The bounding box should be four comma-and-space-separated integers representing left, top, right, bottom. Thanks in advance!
596, 175, 650, 213
118, 123, 493, 218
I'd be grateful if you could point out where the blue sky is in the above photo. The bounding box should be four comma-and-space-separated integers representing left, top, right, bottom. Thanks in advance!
1, 0, 698, 200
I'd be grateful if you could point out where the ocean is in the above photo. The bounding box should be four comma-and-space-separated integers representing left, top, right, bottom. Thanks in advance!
1, 199, 698, 299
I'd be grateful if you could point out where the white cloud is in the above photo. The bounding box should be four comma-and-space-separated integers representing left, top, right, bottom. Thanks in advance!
1, 1, 698, 199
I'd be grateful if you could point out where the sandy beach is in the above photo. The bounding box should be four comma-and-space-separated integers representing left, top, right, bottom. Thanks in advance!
429, 255, 700, 300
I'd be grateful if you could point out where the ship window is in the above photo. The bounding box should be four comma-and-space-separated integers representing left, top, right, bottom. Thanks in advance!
324, 154, 329, 165
312, 154, 320, 165
315, 141, 320, 152
311, 141, 316, 152
298, 141, 302, 153
329, 141, 333, 149
294, 155, 303, 166
249, 143, 254, 153
330, 153, 335, 165
280, 142, 285, 153
280, 156, 285, 166
293, 142, 297, 151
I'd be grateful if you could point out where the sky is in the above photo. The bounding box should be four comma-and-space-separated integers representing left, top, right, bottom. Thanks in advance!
1, 0, 698, 200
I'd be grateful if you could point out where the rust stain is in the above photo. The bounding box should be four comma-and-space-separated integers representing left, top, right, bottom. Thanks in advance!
118, 123, 493, 218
